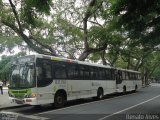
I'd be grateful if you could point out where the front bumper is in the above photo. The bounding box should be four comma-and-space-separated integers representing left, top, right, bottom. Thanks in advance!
9, 97, 38, 105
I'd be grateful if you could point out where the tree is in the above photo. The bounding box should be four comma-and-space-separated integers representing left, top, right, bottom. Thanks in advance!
152, 68, 160, 82
0, 0, 120, 61
0, 52, 26, 85
110, 0, 160, 49
0, 0, 57, 56
0, 55, 12, 84
108, 0, 160, 85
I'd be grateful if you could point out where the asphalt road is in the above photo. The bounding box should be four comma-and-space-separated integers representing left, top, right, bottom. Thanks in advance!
1, 83, 160, 120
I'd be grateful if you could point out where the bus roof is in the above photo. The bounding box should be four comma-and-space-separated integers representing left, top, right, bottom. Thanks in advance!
33, 54, 114, 69
117, 68, 141, 73
14, 54, 140, 73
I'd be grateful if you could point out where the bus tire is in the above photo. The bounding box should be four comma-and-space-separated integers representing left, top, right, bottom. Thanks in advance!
97, 88, 104, 100
54, 92, 66, 108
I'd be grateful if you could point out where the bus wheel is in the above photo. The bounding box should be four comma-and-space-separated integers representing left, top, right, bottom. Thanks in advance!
97, 88, 104, 100
54, 92, 65, 108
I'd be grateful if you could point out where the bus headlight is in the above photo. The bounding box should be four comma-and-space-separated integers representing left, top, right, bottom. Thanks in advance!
24, 93, 37, 98
31, 93, 37, 97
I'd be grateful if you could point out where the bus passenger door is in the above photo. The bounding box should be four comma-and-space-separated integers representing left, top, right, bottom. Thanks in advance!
115, 70, 123, 92
36, 59, 55, 104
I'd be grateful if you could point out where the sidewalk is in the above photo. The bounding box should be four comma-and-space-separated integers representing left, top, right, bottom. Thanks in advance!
0, 87, 22, 110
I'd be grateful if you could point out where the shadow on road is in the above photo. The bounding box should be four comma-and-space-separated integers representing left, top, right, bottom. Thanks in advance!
4, 91, 136, 115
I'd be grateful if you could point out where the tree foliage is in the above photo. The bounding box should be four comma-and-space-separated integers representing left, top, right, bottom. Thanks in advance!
0, 52, 26, 84
110, 0, 160, 48
109, 0, 160, 82
0, 0, 159, 84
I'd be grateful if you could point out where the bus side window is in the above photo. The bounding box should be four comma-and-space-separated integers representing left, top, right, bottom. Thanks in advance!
90, 67, 95, 80
68, 64, 79, 79
84, 66, 90, 80
105, 69, 110, 80
37, 67, 43, 80
43, 63, 52, 79
99, 68, 106, 80
79, 66, 83, 79
111, 69, 116, 80
116, 70, 122, 84
122, 71, 126, 80
90, 67, 99, 80
54, 63, 67, 79
36, 59, 53, 87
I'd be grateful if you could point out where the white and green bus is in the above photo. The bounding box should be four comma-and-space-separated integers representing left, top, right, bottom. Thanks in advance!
9, 54, 116, 107
116, 69, 142, 93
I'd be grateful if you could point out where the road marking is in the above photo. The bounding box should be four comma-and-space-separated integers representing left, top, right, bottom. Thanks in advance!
35, 92, 136, 115
98, 94, 160, 120
0, 111, 49, 120
0, 111, 21, 115
19, 115, 49, 120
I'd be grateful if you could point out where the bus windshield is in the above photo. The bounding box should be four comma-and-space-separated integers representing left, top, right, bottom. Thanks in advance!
10, 63, 35, 89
